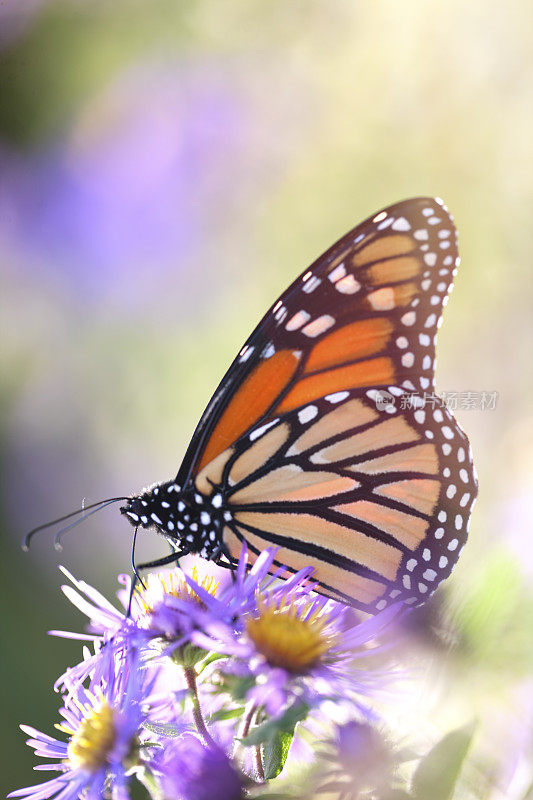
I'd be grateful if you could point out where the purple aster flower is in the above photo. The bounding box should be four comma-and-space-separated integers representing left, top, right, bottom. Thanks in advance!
8, 647, 155, 800
316, 721, 394, 798
335, 720, 392, 778
49, 567, 137, 695
50, 560, 238, 718
185, 565, 403, 717
52, 559, 232, 645
50, 562, 222, 683
151, 734, 245, 800
50, 566, 127, 641
154, 545, 303, 649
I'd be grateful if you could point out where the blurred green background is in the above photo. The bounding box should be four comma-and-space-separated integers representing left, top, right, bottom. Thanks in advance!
1, 1, 532, 797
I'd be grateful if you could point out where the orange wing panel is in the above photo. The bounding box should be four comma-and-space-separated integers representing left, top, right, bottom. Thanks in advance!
276, 357, 395, 414
366, 256, 420, 284
352, 234, 415, 267
374, 478, 440, 516
304, 318, 393, 374
197, 350, 301, 471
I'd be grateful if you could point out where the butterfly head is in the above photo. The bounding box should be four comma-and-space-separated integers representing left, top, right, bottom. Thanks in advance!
120, 481, 227, 559
120, 482, 174, 529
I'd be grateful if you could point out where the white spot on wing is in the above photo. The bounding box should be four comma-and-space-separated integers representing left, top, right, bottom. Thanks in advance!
448, 538, 459, 551
286, 310, 311, 331
250, 419, 279, 441
329, 264, 347, 283
326, 391, 350, 403
392, 216, 411, 231
401, 311, 416, 326
302, 314, 335, 337
368, 288, 395, 311
336, 274, 361, 294
239, 345, 254, 363
302, 276, 321, 293
298, 405, 318, 424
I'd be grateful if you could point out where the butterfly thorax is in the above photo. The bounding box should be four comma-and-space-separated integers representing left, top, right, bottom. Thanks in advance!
120, 481, 228, 558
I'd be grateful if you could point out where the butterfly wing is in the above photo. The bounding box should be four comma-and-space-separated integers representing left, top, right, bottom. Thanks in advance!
175, 196, 477, 610
193, 387, 477, 612
177, 197, 459, 487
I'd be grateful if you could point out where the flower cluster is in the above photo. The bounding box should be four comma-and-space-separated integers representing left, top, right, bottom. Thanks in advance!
10, 546, 409, 799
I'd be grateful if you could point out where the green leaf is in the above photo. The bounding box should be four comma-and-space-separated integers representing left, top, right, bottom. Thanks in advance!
142, 721, 185, 738
395, 746, 421, 764
451, 551, 524, 666
209, 706, 246, 723
252, 795, 296, 800
196, 651, 228, 674
242, 701, 309, 747
262, 730, 294, 780
412, 722, 476, 800
222, 674, 257, 702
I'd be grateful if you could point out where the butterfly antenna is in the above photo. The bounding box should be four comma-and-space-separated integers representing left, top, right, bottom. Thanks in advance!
23, 497, 127, 551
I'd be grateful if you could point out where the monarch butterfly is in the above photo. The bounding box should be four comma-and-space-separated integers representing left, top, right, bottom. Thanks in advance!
27, 197, 477, 613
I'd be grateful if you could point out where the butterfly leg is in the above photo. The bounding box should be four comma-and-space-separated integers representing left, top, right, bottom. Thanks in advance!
126, 576, 137, 619
135, 548, 191, 574
131, 525, 147, 589
126, 547, 192, 617
211, 543, 238, 582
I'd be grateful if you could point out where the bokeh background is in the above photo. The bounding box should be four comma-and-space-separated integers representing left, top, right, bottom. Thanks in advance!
1, 1, 532, 797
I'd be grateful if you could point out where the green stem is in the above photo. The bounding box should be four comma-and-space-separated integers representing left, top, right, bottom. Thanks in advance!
240, 701, 258, 740
254, 742, 265, 784
183, 665, 216, 747
240, 702, 265, 783
136, 767, 162, 800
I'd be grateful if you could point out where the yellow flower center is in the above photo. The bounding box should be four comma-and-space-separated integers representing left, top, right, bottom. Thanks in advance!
135, 566, 219, 618
245, 599, 336, 674
66, 702, 116, 772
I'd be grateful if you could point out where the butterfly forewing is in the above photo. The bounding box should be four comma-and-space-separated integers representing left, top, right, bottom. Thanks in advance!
178, 197, 459, 484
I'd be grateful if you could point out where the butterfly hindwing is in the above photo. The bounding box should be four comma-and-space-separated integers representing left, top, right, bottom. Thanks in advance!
194, 387, 476, 613
178, 197, 459, 485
